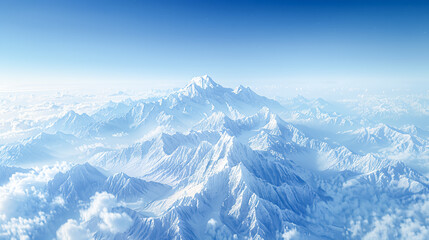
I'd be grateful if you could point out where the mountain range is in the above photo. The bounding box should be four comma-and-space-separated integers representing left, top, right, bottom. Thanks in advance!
0, 75, 428, 239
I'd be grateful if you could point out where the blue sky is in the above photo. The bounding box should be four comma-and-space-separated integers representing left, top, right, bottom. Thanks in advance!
0, 0, 428, 94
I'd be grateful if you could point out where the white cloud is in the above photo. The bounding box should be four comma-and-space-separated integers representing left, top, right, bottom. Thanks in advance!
310, 169, 429, 240
206, 218, 217, 237
53, 196, 65, 206
80, 192, 116, 222
78, 143, 105, 153
0, 164, 132, 239
0, 163, 70, 239
205, 218, 233, 240
362, 214, 395, 240
399, 219, 429, 240
282, 227, 300, 240
57, 192, 133, 238
99, 211, 133, 234
56, 219, 90, 240
1, 212, 47, 240
0, 163, 69, 217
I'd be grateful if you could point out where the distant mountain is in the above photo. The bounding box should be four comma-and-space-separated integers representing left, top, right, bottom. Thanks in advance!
49, 110, 96, 136
343, 123, 427, 154
0, 132, 78, 165
280, 95, 356, 129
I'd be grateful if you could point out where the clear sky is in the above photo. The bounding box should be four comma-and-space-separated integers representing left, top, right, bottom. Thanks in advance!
0, 0, 428, 95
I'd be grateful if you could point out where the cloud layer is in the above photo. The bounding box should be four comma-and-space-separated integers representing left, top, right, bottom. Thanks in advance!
57, 192, 133, 240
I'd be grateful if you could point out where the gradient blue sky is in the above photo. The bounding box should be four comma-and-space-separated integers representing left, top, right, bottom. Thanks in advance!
1, 0, 428, 94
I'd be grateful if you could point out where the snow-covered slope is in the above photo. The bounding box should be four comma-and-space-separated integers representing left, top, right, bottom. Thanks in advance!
104, 172, 171, 202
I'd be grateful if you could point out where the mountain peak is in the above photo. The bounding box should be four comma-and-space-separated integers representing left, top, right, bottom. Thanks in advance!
234, 85, 250, 93
178, 75, 224, 98
61, 110, 92, 121
189, 75, 219, 89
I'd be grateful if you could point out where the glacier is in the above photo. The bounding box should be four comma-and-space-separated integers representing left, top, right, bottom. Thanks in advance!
0, 75, 428, 239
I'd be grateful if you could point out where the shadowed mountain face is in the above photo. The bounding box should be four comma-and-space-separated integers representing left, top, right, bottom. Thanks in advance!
0, 76, 428, 239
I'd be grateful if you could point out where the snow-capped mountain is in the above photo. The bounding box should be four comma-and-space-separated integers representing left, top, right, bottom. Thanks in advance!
0, 76, 428, 239
342, 123, 428, 155
49, 110, 96, 136
0, 132, 79, 166
280, 95, 356, 129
